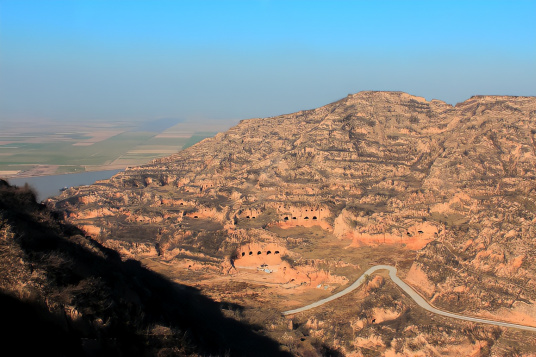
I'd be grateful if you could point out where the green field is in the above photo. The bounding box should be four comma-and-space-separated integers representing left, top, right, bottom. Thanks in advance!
0, 119, 225, 177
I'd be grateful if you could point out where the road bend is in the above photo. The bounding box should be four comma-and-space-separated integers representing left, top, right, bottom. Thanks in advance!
282, 265, 536, 333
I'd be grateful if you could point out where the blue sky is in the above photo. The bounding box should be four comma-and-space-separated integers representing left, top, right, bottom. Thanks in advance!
1, 0, 535, 122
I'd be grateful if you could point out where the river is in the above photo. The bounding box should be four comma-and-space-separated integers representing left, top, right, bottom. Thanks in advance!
7, 169, 122, 202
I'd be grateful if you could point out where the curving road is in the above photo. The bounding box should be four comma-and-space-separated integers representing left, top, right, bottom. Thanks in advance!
282, 265, 536, 333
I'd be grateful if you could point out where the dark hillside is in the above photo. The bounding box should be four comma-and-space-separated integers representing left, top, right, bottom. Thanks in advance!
0, 180, 291, 356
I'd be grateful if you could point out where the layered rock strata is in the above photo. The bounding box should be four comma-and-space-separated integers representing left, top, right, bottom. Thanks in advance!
50, 91, 536, 351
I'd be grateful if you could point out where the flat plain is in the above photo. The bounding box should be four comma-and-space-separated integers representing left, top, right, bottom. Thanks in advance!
0, 118, 233, 178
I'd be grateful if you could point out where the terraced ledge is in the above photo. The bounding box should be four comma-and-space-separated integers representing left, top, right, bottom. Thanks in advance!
282, 265, 536, 333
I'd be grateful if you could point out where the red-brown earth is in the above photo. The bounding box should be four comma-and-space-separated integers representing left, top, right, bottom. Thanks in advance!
50, 91, 536, 356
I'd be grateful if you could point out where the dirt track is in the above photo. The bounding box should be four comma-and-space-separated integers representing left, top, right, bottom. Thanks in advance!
282, 265, 536, 333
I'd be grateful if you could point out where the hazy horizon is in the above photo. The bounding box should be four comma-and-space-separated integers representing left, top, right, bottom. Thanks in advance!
1, 0, 535, 124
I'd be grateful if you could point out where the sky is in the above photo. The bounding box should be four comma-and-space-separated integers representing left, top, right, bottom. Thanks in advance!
0, 0, 535, 123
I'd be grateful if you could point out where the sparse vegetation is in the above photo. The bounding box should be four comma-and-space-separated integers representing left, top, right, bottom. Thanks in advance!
40, 92, 536, 354
0, 180, 291, 356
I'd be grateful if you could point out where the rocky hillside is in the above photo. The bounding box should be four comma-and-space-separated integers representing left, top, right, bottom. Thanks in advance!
50, 91, 536, 355
0, 180, 291, 356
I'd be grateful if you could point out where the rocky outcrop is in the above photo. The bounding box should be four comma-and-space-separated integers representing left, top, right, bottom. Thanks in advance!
49, 91, 536, 354
0, 180, 291, 356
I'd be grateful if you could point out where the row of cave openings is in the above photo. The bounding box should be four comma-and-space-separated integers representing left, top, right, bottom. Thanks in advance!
239, 215, 319, 220
284, 216, 317, 221
407, 230, 424, 236
241, 250, 280, 257
283, 207, 322, 221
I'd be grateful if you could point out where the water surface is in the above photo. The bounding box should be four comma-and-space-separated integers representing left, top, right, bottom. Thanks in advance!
8, 169, 121, 202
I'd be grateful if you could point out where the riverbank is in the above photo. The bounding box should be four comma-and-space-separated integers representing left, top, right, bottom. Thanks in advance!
0, 163, 129, 179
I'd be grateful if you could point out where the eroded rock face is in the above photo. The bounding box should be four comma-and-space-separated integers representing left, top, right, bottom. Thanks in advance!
50, 91, 536, 353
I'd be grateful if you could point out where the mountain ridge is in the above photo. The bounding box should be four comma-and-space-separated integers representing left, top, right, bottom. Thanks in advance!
50, 91, 536, 355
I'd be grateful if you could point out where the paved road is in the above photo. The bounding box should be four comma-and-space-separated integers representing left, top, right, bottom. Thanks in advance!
282, 265, 536, 333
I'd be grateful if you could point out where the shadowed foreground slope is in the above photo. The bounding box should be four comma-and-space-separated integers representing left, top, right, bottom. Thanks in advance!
0, 180, 291, 356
